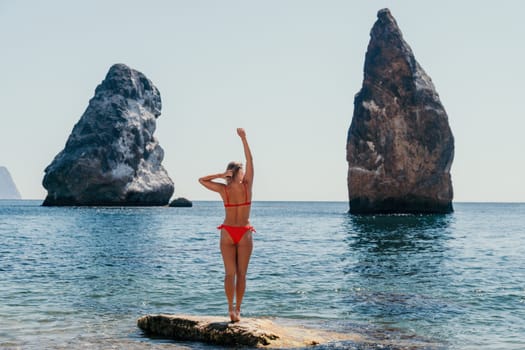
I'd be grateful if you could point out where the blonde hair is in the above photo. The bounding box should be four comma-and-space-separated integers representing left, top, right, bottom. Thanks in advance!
226, 161, 243, 179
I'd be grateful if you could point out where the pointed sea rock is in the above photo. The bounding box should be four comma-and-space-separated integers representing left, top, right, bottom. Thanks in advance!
42, 64, 174, 206
346, 8, 454, 214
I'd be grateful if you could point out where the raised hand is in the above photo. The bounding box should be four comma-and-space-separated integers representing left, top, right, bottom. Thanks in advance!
236, 128, 246, 138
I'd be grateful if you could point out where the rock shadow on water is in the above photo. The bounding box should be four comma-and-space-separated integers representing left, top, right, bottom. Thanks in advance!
346, 214, 453, 253
343, 212, 455, 285
339, 213, 457, 348
48, 206, 175, 315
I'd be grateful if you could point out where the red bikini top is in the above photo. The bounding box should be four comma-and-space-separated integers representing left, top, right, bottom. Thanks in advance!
224, 183, 251, 208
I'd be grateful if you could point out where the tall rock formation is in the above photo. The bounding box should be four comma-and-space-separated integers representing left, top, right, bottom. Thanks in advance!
346, 9, 454, 214
0, 166, 22, 199
42, 64, 174, 206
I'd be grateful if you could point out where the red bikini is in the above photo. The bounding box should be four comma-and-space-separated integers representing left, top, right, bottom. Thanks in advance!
218, 183, 255, 244
223, 183, 251, 208
217, 224, 255, 244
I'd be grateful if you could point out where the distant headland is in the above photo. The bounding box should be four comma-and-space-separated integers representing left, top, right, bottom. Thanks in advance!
0, 166, 21, 199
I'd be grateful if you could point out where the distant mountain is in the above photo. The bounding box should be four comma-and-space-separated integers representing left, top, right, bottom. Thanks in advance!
0, 166, 21, 199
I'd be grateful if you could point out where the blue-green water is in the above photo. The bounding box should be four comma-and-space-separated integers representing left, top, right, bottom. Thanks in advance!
0, 201, 523, 349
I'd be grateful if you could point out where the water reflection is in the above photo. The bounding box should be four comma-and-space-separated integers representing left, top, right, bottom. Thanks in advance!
53, 207, 174, 315
347, 214, 453, 253
344, 214, 453, 277
340, 213, 457, 342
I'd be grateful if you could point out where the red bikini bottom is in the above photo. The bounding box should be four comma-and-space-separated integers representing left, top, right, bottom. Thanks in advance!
217, 224, 255, 244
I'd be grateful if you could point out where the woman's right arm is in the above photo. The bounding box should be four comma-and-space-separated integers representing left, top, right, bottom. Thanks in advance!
198, 171, 231, 193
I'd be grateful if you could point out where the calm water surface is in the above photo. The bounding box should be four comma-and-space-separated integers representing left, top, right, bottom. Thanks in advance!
0, 201, 524, 349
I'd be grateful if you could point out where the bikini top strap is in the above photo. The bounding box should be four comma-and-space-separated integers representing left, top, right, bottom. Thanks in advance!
224, 183, 250, 207
224, 186, 230, 205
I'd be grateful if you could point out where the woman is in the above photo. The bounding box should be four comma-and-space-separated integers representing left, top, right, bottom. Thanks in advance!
198, 128, 254, 322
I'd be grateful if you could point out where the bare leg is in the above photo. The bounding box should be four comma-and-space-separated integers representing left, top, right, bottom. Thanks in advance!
234, 231, 253, 321
220, 230, 237, 322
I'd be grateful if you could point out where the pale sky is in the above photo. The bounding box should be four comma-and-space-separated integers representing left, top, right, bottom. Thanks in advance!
1, 1, 524, 202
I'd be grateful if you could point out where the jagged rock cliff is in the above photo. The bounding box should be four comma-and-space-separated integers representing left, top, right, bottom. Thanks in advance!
42, 64, 174, 206
346, 8, 454, 214
0, 166, 21, 199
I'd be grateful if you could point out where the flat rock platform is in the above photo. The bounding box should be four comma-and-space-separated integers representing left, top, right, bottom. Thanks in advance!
137, 314, 361, 348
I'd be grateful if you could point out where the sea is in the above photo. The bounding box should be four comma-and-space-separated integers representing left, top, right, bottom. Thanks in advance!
0, 200, 523, 350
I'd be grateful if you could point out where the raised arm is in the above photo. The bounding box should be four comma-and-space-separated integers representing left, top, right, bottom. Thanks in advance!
237, 128, 253, 185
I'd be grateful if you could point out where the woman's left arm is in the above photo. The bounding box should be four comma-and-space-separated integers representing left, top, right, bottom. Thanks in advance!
237, 128, 253, 185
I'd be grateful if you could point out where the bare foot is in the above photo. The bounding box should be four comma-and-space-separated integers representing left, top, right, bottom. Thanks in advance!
229, 310, 238, 323
234, 309, 241, 322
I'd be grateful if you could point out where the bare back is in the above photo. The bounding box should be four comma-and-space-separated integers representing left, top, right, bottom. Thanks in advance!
221, 181, 252, 226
